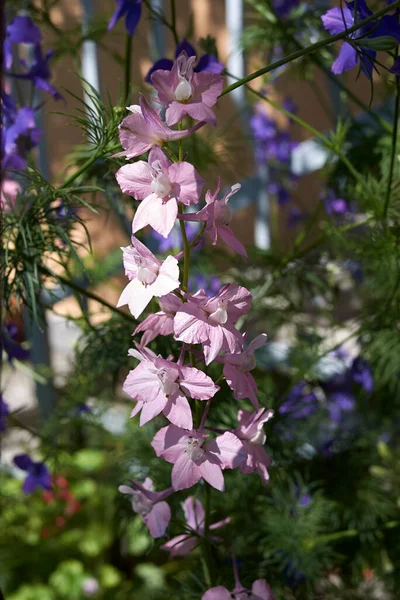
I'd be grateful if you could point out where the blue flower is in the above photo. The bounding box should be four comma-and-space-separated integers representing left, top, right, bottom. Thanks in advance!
350, 357, 373, 393
0, 396, 10, 432
6, 16, 42, 45
17, 44, 62, 100
321, 0, 400, 77
145, 39, 224, 83
13, 454, 52, 494
279, 382, 320, 418
108, 0, 142, 37
1, 322, 30, 365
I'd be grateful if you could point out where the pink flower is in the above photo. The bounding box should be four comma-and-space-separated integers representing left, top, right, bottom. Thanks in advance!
116, 147, 204, 238
114, 95, 204, 159
151, 51, 224, 126
220, 334, 268, 409
203, 579, 275, 600
117, 236, 180, 319
134, 293, 182, 346
174, 284, 252, 365
1, 178, 21, 211
118, 477, 173, 538
161, 496, 230, 557
234, 408, 274, 485
180, 179, 247, 257
151, 424, 246, 491
124, 347, 219, 429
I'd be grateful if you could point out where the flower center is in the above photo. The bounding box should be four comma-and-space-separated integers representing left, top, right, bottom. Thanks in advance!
156, 367, 179, 397
208, 301, 228, 325
131, 491, 153, 517
184, 436, 205, 461
135, 256, 159, 286
174, 54, 196, 102
149, 160, 173, 198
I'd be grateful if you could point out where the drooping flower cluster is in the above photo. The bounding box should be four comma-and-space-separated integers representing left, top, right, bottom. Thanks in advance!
115, 50, 274, 593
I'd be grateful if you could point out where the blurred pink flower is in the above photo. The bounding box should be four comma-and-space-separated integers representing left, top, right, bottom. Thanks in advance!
114, 95, 204, 159
119, 477, 173, 538
151, 424, 246, 491
220, 333, 268, 409
124, 347, 219, 429
180, 179, 247, 257
161, 495, 230, 556
203, 579, 275, 600
234, 408, 274, 485
1, 178, 21, 211
116, 147, 204, 238
151, 51, 224, 126
174, 284, 252, 364
117, 236, 180, 319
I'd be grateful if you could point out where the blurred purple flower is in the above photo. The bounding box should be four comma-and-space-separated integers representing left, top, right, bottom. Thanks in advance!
13, 454, 52, 494
189, 273, 221, 296
272, 0, 300, 18
1, 323, 30, 365
279, 382, 320, 418
15, 44, 62, 100
145, 39, 224, 83
323, 189, 355, 217
2, 101, 42, 170
108, 0, 142, 37
6, 16, 42, 44
0, 396, 10, 432
350, 357, 373, 393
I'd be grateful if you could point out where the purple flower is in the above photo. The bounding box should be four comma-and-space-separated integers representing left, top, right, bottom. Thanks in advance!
323, 189, 355, 217
16, 44, 62, 100
108, 0, 142, 37
279, 382, 320, 419
350, 357, 373, 393
6, 16, 42, 45
2, 102, 42, 171
272, 0, 300, 18
189, 273, 221, 296
13, 454, 52, 494
321, 1, 400, 77
145, 39, 224, 83
1, 323, 30, 365
0, 396, 10, 432
327, 390, 355, 423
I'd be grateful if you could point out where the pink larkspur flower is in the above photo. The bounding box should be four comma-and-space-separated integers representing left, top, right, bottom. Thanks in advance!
1, 178, 21, 211
124, 347, 219, 429
220, 333, 268, 409
117, 236, 180, 319
116, 147, 204, 238
151, 51, 224, 126
234, 408, 274, 485
174, 284, 252, 365
134, 293, 182, 346
151, 424, 246, 491
114, 95, 205, 159
119, 477, 173, 538
161, 496, 230, 557
180, 178, 247, 257
203, 579, 275, 600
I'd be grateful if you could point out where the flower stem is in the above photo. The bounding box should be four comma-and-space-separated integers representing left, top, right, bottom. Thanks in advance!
170, 0, 179, 46
124, 33, 133, 104
202, 482, 215, 584
219, 0, 400, 98
383, 75, 400, 221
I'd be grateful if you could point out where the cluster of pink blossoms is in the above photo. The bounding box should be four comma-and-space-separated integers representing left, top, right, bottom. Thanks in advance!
115, 51, 274, 597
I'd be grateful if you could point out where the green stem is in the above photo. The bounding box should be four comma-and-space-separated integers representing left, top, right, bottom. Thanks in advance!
383, 76, 400, 220
219, 0, 400, 98
189, 223, 206, 249
59, 153, 99, 190
170, 0, 179, 45
178, 205, 191, 292
202, 482, 215, 585
124, 34, 133, 104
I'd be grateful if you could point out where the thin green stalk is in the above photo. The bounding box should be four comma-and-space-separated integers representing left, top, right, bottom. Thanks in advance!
59, 153, 99, 190
178, 205, 191, 292
383, 75, 400, 220
202, 482, 215, 585
124, 33, 133, 104
219, 0, 400, 98
170, 0, 179, 45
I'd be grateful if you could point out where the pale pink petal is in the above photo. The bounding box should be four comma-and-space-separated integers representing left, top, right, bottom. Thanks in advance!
202, 586, 232, 600
247, 333, 268, 353
209, 516, 231, 530
182, 496, 205, 531
251, 579, 276, 600
117, 278, 153, 319
132, 194, 178, 238
203, 324, 224, 365
171, 453, 202, 490
151, 69, 176, 107
208, 284, 252, 321
118, 113, 155, 158
144, 501, 171, 538
194, 72, 224, 107
163, 393, 193, 429
159, 293, 183, 313
165, 102, 188, 126
184, 101, 217, 124
148, 146, 171, 171
123, 362, 160, 403
224, 364, 259, 409
151, 425, 187, 462
131, 235, 161, 265
218, 225, 248, 258
152, 255, 180, 297
118, 485, 135, 495
115, 161, 152, 199
168, 161, 204, 206
174, 304, 209, 344
130, 401, 143, 419
161, 534, 197, 557
254, 446, 271, 485
179, 366, 219, 400
139, 395, 168, 426
198, 459, 225, 491
207, 432, 246, 469
221, 323, 243, 354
